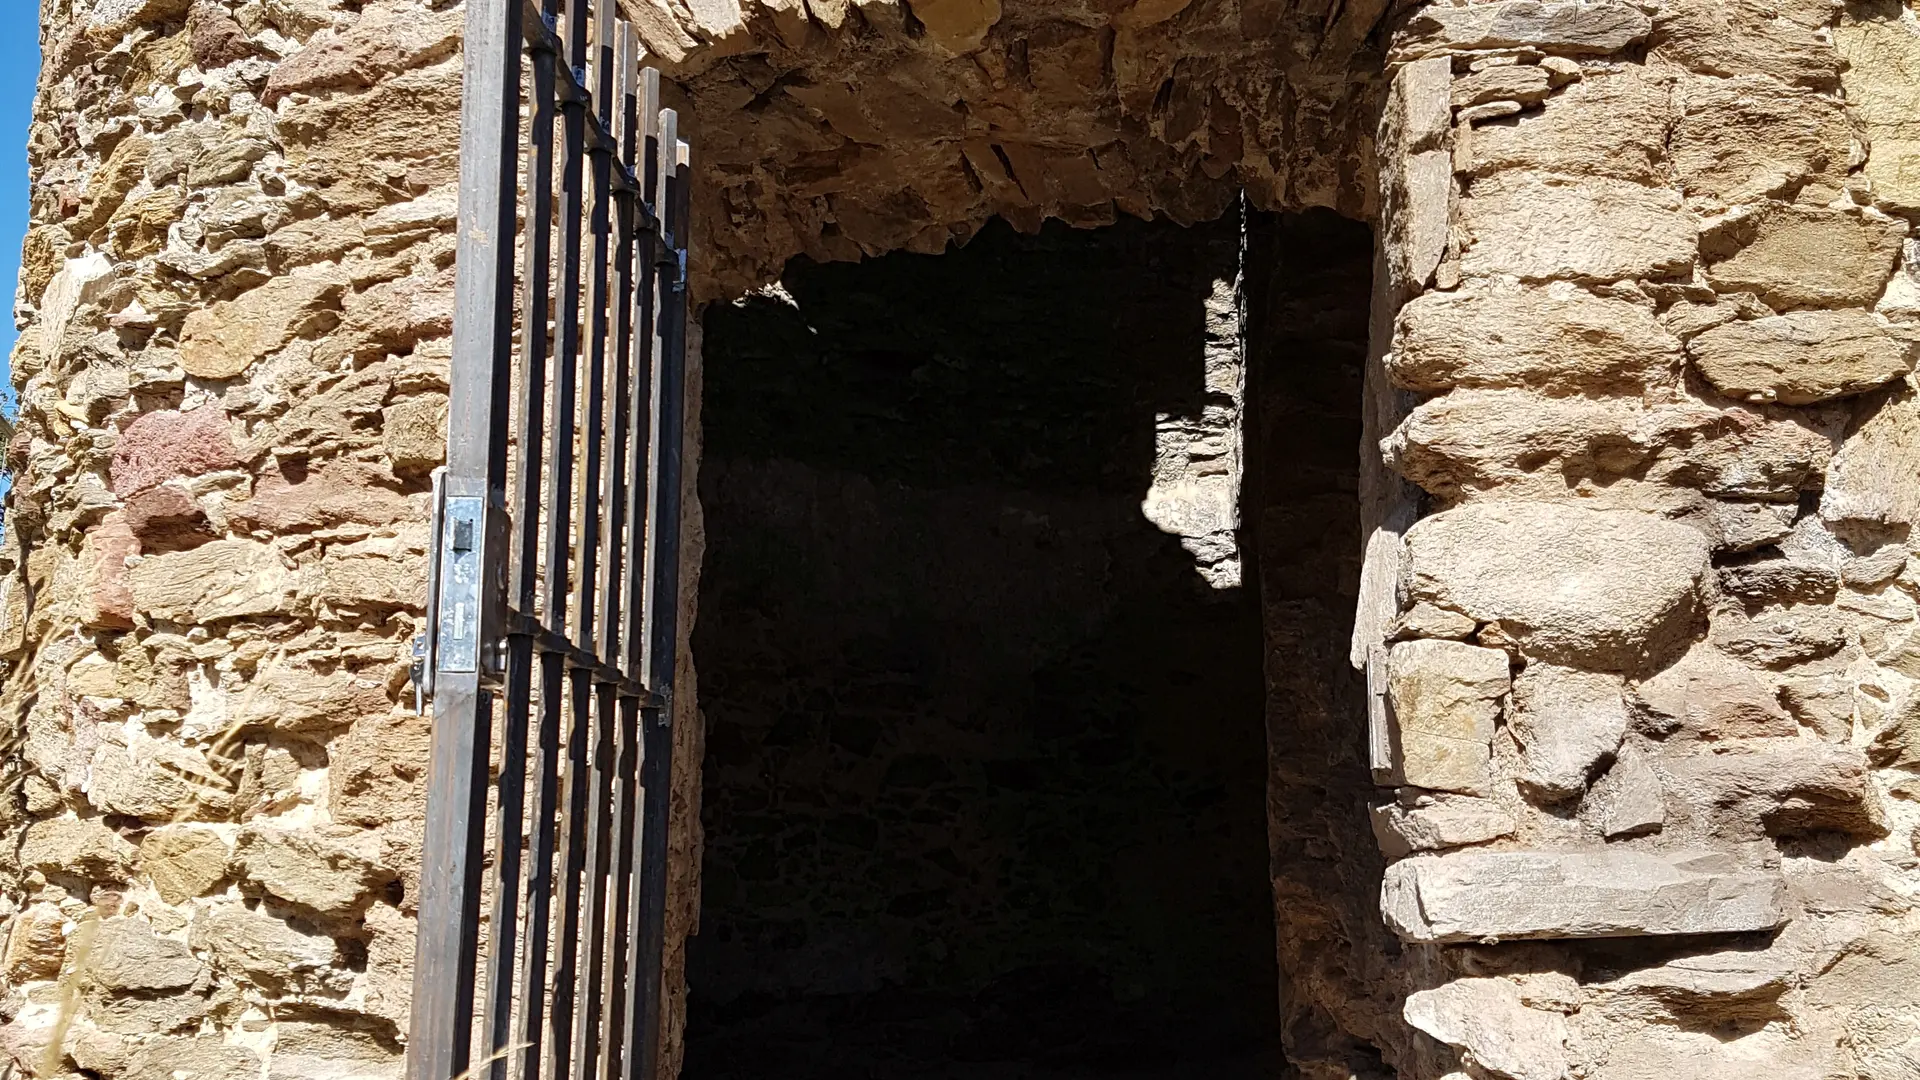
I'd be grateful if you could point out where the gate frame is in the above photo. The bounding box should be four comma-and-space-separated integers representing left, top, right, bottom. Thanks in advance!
407, 1, 693, 1077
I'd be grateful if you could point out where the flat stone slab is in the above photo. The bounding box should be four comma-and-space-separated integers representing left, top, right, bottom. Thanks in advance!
1382, 850, 1788, 943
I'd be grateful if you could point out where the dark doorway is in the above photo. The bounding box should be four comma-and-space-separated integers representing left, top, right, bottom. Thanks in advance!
686, 212, 1286, 1080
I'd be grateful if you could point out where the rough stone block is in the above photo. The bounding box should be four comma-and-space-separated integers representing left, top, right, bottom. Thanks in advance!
1385, 639, 1511, 795
1704, 205, 1907, 311
1381, 850, 1789, 943
1837, 6, 1920, 214
128, 539, 296, 624
1402, 501, 1710, 669
1371, 791, 1515, 858
85, 917, 205, 994
1511, 663, 1628, 800
179, 273, 344, 380
233, 825, 394, 918
141, 825, 233, 905
1822, 380, 1920, 530
1404, 977, 1569, 1080
189, 904, 346, 996
1672, 73, 1853, 206
1462, 67, 1672, 186
1585, 744, 1665, 837
1389, 283, 1682, 394
1652, 0, 1841, 90
19, 816, 138, 881
1394, 1, 1651, 59
1632, 646, 1797, 741
110, 406, 242, 496
1665, 742, 1886, 839
1687, 309, 1917, 405
1460, 174, 1698, 284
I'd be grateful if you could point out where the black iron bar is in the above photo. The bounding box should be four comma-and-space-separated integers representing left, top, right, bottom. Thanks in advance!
407, 0, 520, 1075
632, 118, 691, 1080
541, 0, 593, 1072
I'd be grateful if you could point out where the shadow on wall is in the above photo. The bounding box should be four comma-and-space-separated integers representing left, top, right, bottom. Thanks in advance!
688, 212, 1291, 1080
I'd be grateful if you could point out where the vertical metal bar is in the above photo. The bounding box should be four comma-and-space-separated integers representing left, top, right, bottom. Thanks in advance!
407, 0, 521, 1075
547, 671, 594, 1080
480, 637, 533, 1080
541, 0, 587, 640
572, 0, 616, 657
599, 31, 643, 1080
569, 4, 621, 1073
617, 74, 663, 1080
633, 116, 691, 1080
621, 69, 663, 681
520, 652, 567, 1080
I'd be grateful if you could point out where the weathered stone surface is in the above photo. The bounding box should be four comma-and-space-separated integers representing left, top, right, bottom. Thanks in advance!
1652, 0, 1841, 89
1389, 284, 1682, 394
178, 274, 345, 380
79, 514, 139, 630
329, 709, 431, 827
1371, 791, 1515, 858
1632, 646, 1796, 741
264, 0, 462, 103
1390, 601, 1477, 641
1666, 742, 1886, 839
266, 1023, 403, 1080
123, 485, 214, 551
1452, 64, 1553, 108
88, 736, 232, 822
1404, 977, 1569, 1080
1716, 558, 1840, 608
110, 407, 242, 496
233, 460, 412, 533
189, 904, 344, 995
1394, 1, 1651, 59
1403, 501, 1710, 668
1822, 380, 1920, 530
1459, 174, 1698, 283
1837, 6, 1920, 215
119, 1037, 263, 1080
85, 917, 204, 993
140, 825, 233, 905
1462, 67, 1672, 186
19, 817, 137, 880
233, 825, 393, 918
128, 539, 296, 624
234, 662, 396, 735
1510, 664, 1628, 800
1688, 310, 1917, 405
382, 392, 447, 471
1704, 205, 1907, 311
1710, 603, 1848, 668
1381, 850, 1789, 943
1385, 639, 1510, 795
1671, 74, 1852, 205
1380, 57, 1453, 292
1386, 390, 1832, 505
1586, 743, 1664, 837
4, 902, 68, 982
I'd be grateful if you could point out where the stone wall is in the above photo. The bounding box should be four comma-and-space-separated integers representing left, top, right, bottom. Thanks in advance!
1361, 2, 1920, 1078
7, 0, 1920, 1077
0, 1, 460, 1077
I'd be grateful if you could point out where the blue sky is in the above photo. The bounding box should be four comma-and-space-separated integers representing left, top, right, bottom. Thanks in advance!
0, 7, 40, 417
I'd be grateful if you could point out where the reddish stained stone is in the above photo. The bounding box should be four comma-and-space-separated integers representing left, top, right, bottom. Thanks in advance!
110, 407, 242, 496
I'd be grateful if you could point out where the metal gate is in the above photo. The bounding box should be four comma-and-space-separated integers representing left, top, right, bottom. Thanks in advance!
406, 0, 692, 1077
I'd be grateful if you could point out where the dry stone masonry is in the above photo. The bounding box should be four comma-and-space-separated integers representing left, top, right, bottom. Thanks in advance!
4, 0, 1920, 1077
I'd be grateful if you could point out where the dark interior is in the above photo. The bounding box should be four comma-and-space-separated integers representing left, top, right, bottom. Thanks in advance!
687, 209, 1369, 1080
